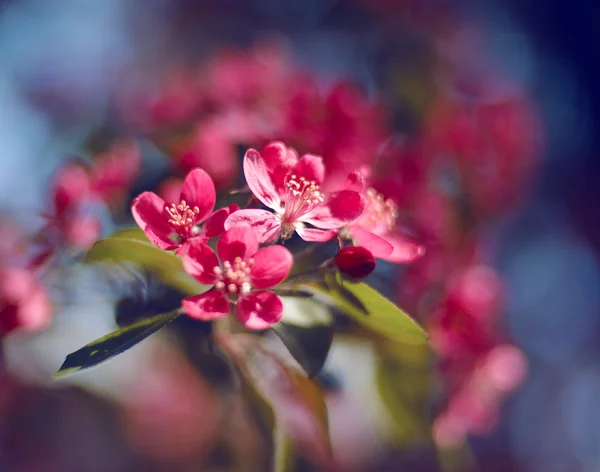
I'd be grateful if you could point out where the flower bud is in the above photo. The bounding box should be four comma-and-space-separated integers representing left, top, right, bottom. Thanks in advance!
334, 246, 376, 279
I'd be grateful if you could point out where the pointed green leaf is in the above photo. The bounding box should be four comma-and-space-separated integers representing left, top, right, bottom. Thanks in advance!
272, 323, 334, 378
85, 236, 205, 296
53, 309, 181, 379
301, 275, 428, 345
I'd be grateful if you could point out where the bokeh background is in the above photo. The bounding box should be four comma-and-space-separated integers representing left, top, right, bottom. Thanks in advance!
1, 0, 599, 471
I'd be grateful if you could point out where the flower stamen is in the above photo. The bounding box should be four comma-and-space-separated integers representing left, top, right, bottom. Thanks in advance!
357, 188, 398, 233
165, 200, 200, 236
214, 257, 255, 301
282, 174, 324, 223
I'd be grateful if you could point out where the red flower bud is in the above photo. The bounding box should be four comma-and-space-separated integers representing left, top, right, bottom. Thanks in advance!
334, 246, 376, 279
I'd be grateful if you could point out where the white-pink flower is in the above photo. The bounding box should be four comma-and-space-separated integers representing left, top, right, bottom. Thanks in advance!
225, 143, 364, 243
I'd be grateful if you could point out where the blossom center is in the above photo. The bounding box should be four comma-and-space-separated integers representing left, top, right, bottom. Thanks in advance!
282, 174, 324, 222
214, 256, 254, 298
357, 188, 398, 234
165, 200, 200, 236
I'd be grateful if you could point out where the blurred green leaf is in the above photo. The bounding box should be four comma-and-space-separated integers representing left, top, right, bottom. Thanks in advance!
53, 309, 181, 379
85, 235, 205, 296
273, 427, 299, 472
375, 340, 433, 446
300, 273, 428, 345
225, 338, 332, 470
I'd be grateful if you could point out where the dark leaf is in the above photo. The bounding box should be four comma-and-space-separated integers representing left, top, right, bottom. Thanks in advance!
271, 288, 315, 298
53, 309, 181, 379
272, 323, 334, 378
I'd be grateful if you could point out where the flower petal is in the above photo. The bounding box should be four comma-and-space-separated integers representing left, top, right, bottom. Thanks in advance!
292, 154, 325, 184
236, 291, 283, 330
301, 204, 346, 229
384, 232, 426, 263
343, 171, 366, 192
328, 190, 365, 221
179, 168, 217, 223
350, 227, 393, 258
250, 245, 293, 289
182, 290, 230, 321
181, 239, 219, 285
261, 141, 297, 170
225, 209, 281, 244
203, 203, 240, 239
218, 226, 259, 263
243, 149, 281, 210
131, 192, 176, 249
295, 225, 336, 242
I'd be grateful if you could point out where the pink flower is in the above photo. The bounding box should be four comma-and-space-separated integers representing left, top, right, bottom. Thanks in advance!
225, 144, 364, 243
181, 227, 293, 330
44, 162, 101, 252
91, 139, 141, 207
132, 168, 234, 251
176, 120, 239, 189
0, 268, 52, 336
340, 172, 425, 263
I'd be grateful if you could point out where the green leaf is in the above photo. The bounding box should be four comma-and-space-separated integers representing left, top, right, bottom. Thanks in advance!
302, 274, 428, 345
85, 236, 205, 296
107, 226, 151, 242
53, 309, 181, 379
272, 323, 334, 378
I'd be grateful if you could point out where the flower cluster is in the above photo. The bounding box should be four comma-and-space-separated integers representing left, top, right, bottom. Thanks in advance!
131, 139, 424, 329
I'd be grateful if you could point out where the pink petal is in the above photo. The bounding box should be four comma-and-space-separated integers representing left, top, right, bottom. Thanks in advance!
131, 192, 176, 250
217, 226, 259, 263
350, 227, 393, 258
176, 237, 205, 256
182, 291, 230, 321
343, 171, 366, 192
203, 203, 240, 239
384, 232, 426, 263
328, 190, 365, 222
225, 209, 281, 244
179, 168, 217, 223
292, 154, 325, 185
295, 225, 336, 242
236, 291, 283, 330
250, 245, 293, 289
302, 204, 346, 229
18, 285, 52, 332
262, 142, 290, 171
243, 149, 281, 210
181, 239, 219, 285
